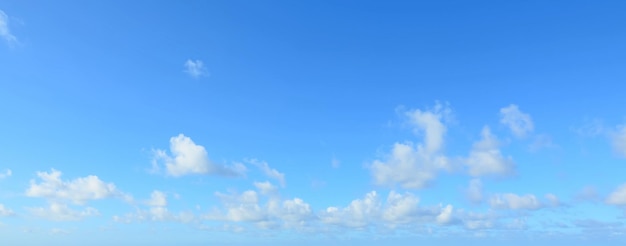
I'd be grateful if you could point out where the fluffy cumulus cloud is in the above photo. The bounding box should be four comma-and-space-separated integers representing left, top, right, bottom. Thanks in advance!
184, 59, 208, 78
0, 169, 11, 179
211, 190, 267, 222
247, 159, 286, 187
0, 10, 18, 45
205, 189, 314, 230
382, 191, 420, 224
612, 125, 626, 158
465, 127, 515, 177
26, 169, 122, 205
203, 189, 452, 232
254, 181, 278, 195
111, 185, 560, 235
146, 190, 167, 207
370, 104, 451, 189
500, 104, 534, 138
319, 190, 453, 229
153, 134, 247, 177
321, 191, 381, 228
406, 103, 451, 152
606, 184, 626, 206
489, 193, 543, 210
436, 204, 454, 225
28, 202, 99, 221
276, 198, 314, 228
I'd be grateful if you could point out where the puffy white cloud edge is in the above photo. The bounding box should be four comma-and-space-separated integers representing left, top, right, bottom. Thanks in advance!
184, 59, 208, 78
152, 134, 247, 177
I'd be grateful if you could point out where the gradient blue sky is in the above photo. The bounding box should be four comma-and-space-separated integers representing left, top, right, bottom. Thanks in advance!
1, 1, 626, 245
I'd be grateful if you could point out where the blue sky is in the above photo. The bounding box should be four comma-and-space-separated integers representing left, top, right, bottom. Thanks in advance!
1, 1, 626, 245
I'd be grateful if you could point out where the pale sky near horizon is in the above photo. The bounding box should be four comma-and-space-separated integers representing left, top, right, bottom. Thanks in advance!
1, 1, 626, 245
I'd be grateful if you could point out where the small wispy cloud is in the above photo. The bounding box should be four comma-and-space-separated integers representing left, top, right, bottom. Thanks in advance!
612, 125, 626, 158
572, 120, 626, 158
331, 157, 340, 168
0, 204, 14, 217
184, 59, 208, 78
466, 178, 483, 204
0, 169, 11, 179
500, 104, 534, 138
606, 183, 626, 206
572, 118, 605, 137
246, 159, 286, 187
0, 10, 18, 46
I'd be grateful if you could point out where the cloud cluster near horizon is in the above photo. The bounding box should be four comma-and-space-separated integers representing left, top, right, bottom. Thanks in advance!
1, 102, 624, 239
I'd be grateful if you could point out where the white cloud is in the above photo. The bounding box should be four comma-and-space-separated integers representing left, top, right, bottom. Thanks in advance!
209, 190, 265, 223
184, 59, 208, 78
0, 10, 18, 45
611, 125, 626, 158
0, 204, 14, 217
254, 181, 278, 196
28, 202, 99, 221
211, 190, 271, 223
500, 104, 534, 138
320, 191, 381, 228
465, 127, 515, 177
382, 191, 419, 224
320, 190, 451, 229
0, 169, 10, 179
215, 190, 260, 205
606, 183, 626, 206
206, 189, 315, 230
26, 169, 121, 205
466, 179, 483, 204
489, 193, 542, 210
371, 142, 449, 189
153, 134, 247, 177
201, 188, 465, 233
405, 102, 451, 153
277, 198, 314, 227
370, 104, 451, 189
436, 204, 454, 225
225, 204, 266, 222
146, 190, 167, 207
248, 159, 285, 187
